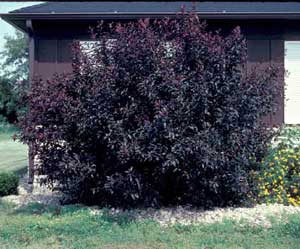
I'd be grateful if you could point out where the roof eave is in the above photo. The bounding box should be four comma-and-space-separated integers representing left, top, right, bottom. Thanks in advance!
0, 14, 27, 33
4, 12, 300, 17
3, 12, 300, 33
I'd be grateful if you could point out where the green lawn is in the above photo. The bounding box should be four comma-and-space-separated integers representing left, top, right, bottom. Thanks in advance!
1, 125, 300, 248
0, 125, 28, 174
0, 202, 300, 249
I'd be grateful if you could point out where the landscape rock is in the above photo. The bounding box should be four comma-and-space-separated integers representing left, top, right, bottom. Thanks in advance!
2, 174, 300, 228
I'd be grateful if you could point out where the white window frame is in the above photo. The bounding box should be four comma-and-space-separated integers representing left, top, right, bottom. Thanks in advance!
284, 41, 300, 124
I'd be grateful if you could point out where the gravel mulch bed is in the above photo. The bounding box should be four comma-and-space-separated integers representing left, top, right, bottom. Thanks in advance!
88, 204, 300, 228
2, 174, 300, 228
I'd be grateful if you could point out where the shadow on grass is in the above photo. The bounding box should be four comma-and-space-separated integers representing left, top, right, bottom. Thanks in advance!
11, 202, 139, 225
12, 202, 64, 215
99, 208, 140, 225
5, 200, 300, 240
0, 199, 16, 211
13, 166, 27, 177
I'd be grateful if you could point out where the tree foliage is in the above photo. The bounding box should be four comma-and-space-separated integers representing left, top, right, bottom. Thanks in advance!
20, 13, 283, 207
1, 31, 29, 81
0, 31, 29, 123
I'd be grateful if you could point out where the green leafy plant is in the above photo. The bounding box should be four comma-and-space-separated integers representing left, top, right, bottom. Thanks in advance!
0, 172, 19, 196
0, 31, 29, 124
0, 31, 29, 81
254, 127, 300, 205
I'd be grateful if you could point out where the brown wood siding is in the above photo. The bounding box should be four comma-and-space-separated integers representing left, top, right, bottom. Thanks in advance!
36, 39, 58, 78
35, 38, 73, 78
247, 39, 284, 126
32, 19, 291, 126
57, 39, 73, 74
271, 40, 284, 126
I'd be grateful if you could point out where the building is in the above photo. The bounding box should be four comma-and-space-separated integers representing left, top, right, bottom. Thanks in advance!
2, 1, 300, 125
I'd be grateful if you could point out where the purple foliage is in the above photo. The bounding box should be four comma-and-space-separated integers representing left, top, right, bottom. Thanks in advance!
20, 12, 283, 207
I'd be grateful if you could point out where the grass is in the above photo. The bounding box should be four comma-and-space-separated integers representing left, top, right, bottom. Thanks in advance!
1, 124, 300, 248
0, 123, 28, 175
0, 202, 300, 249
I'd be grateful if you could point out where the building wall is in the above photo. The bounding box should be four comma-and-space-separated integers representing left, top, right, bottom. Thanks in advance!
247, 39, 284, 125
32, 19, 294, 125
35, 38, 73, 78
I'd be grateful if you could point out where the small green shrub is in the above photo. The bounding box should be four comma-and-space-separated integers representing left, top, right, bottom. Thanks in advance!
0, 172, 19, 196
280, 126, 300, 138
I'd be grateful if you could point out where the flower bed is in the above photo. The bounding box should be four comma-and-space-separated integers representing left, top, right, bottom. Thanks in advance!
254, 127, 300, 205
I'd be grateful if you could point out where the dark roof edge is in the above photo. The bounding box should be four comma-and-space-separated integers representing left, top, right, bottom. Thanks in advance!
9, 2, 50, 14
0, 15, 27, 33
3, 12, 300, 33
4, 11, 300, 17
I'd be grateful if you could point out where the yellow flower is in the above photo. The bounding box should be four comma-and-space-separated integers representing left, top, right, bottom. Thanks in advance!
288, 197, 297, 206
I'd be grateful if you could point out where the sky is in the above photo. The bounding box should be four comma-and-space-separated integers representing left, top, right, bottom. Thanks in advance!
0, 2, 43, 52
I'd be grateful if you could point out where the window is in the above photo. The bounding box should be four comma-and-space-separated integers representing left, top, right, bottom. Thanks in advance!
78, 39, 117, 72
79, 40, 101, 58
164, 41, 176, 58
284, 41, 300, 124
79, 39, 116, 57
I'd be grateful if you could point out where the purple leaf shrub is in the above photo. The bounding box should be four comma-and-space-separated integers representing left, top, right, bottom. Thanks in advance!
20, 12, 283, 207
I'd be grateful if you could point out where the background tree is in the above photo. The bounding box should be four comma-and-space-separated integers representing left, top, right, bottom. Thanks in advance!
0, 31, 29, 123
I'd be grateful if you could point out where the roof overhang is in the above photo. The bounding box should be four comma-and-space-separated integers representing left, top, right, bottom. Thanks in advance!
3, 12, 300, 33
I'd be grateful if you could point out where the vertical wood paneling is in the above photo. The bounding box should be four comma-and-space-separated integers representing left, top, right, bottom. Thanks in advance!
57, 39, 73, 74
271, 40, 284, 125
36, 39, 58, 79
247, 40, 271, 125
247, 40, 270, 63
34, 29, 287, 126
247, 39, 285, 126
